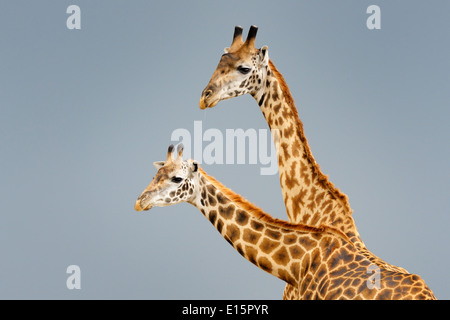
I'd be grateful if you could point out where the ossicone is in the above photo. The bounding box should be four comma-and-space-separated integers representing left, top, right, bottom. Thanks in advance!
229, 25, 258, 52
244, 25, 258, 48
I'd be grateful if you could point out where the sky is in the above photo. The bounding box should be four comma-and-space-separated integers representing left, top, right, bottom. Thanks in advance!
0, 1, 449, 299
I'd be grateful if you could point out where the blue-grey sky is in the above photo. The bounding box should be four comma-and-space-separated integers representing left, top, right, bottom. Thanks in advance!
1, 1, 449, 299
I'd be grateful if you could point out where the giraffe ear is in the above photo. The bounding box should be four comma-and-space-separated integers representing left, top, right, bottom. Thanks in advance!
259, 45, 269, 65
191, 161, 199, 173
224, 47, 230, 53
153, 161, 165, 170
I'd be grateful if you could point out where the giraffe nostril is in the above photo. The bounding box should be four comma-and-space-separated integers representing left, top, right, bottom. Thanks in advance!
200, 87, 218, 109
204, 90, 212, 98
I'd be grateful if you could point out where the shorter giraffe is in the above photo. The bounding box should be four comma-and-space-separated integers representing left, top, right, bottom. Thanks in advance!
134, 144, 436, 300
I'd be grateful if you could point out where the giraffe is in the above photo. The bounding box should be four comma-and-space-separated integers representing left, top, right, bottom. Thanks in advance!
134, 144, 435, 300
199, 26, 420, 298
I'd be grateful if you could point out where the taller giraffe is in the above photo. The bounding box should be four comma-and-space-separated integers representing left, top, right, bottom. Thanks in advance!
199, 26, 414, 298
134, 144, 435, 300
200, 25, 354, 233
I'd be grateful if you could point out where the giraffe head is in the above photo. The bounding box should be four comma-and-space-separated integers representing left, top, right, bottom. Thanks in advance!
135, 144, 199, 211
199, 25, 269, 109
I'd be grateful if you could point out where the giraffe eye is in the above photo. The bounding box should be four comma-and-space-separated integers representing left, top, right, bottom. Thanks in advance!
237, 66, 251, 74
171, 177, 183, 183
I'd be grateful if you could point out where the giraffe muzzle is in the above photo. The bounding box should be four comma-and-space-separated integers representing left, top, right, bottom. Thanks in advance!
199, 97, 218, 110
135, 193, 153, 211
199, 87, 219, 109
135, 200, 152, 211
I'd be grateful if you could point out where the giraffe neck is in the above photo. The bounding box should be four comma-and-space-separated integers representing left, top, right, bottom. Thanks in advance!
252, 59, 411, 276
184, 169, 435, 299
252, 59, 357, 237
188, 168, 350, 288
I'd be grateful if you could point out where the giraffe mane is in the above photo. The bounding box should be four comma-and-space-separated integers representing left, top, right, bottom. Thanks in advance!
268, 59, 353, 215
199, 168, 350, 242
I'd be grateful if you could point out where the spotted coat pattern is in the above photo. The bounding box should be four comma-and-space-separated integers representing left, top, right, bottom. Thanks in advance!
135, 146, 436, 299
199, 26, 435, 299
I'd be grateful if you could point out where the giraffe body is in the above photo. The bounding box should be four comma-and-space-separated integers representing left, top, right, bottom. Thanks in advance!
199, 26, 435, 298
134, 145, 436, 300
